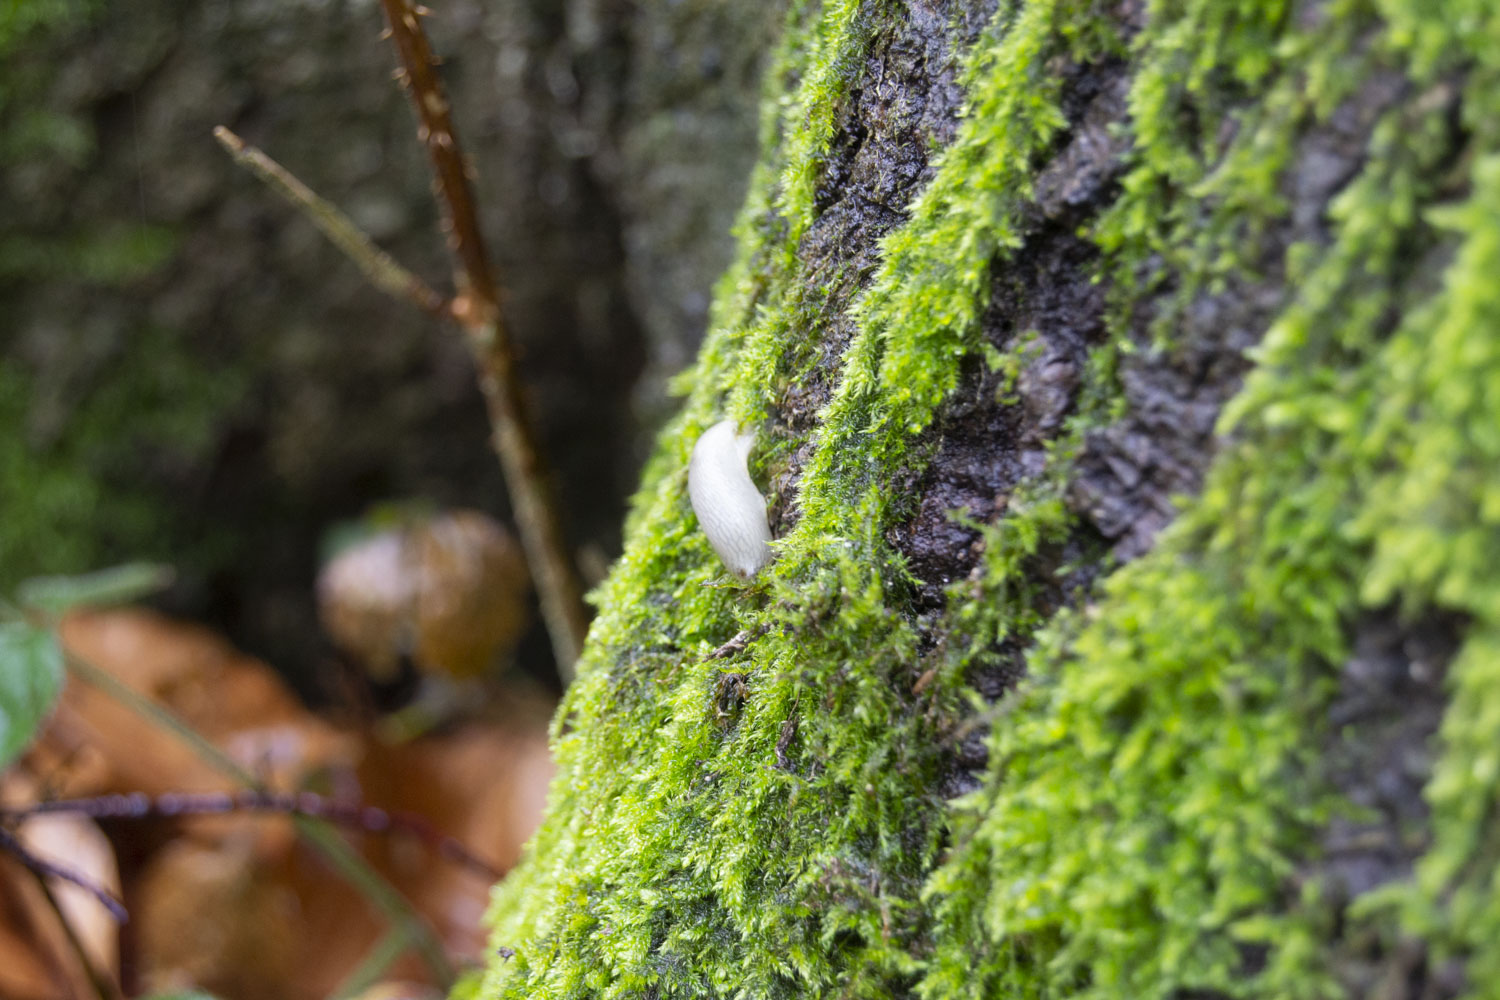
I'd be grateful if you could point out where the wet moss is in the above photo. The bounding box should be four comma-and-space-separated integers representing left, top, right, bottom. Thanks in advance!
0, 328, 246, 591
483, 0, 1500, 997
0, 3, 226, 589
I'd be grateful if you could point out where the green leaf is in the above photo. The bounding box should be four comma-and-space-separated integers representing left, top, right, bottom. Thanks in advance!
16, 562, 174, 617
0, 622, 64, 767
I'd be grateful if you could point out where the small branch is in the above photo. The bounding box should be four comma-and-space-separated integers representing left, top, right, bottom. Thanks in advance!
0, 826, 127, 924
375, 2, 489, 306
213, 126, 448, 318
378, 0, 590, 678
5, 791, 501, 882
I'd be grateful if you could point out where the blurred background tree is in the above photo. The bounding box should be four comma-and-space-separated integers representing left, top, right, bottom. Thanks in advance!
0, 0, 786, 695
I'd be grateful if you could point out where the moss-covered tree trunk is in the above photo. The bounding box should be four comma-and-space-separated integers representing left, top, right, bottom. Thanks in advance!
480, 1, 1500, 997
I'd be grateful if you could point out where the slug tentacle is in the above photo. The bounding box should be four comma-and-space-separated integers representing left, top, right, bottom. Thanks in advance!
688, 419, 773, 578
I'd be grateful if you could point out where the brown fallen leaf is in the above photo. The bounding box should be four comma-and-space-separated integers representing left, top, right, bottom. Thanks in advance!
16, 608, 554, 1000
34, 608, 359, 806
348, 714, 554, 957
134, 832, 301, 999
0, 854, 94, 1000
0, 772, 121, 1000
15, 812, 121, 981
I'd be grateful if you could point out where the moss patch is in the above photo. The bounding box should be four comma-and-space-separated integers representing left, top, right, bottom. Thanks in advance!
483, 0, 1500, 997
0, 327, 245, 590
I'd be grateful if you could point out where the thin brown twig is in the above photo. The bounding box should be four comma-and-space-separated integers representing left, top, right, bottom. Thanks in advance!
212, 125, 449, 318
378, 0, 590, 678
0, 826, 127, 924
377, 1, 490, 308
5, 791, 502, 882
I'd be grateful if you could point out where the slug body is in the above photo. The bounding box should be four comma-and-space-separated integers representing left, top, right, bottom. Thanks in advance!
689, 419, 772, 578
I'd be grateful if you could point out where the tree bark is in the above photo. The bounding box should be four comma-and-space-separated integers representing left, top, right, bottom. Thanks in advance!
483, 1, 1500, 997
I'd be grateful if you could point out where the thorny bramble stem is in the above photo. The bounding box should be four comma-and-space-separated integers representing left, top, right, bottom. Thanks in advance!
377, 0, 590, 679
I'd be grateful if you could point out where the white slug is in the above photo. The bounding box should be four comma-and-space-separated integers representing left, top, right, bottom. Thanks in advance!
689, 419, 773, 578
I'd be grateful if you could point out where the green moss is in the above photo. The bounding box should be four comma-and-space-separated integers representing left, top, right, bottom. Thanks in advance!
0, 224, 181, 286
0, 0, 97, 53
0, 0, 218, 586
0, 328, 245, 590
483, 0, 1500, 997
1349, 151, 1500, 995
0, 0, 99, 148
0, 2, 250, 588
925, 1, 1500, 995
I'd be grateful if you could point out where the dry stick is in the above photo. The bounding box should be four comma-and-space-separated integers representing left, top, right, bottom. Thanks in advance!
213, 126, 448, 318
7, 791, 502, 882
378, 0, 590, 677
